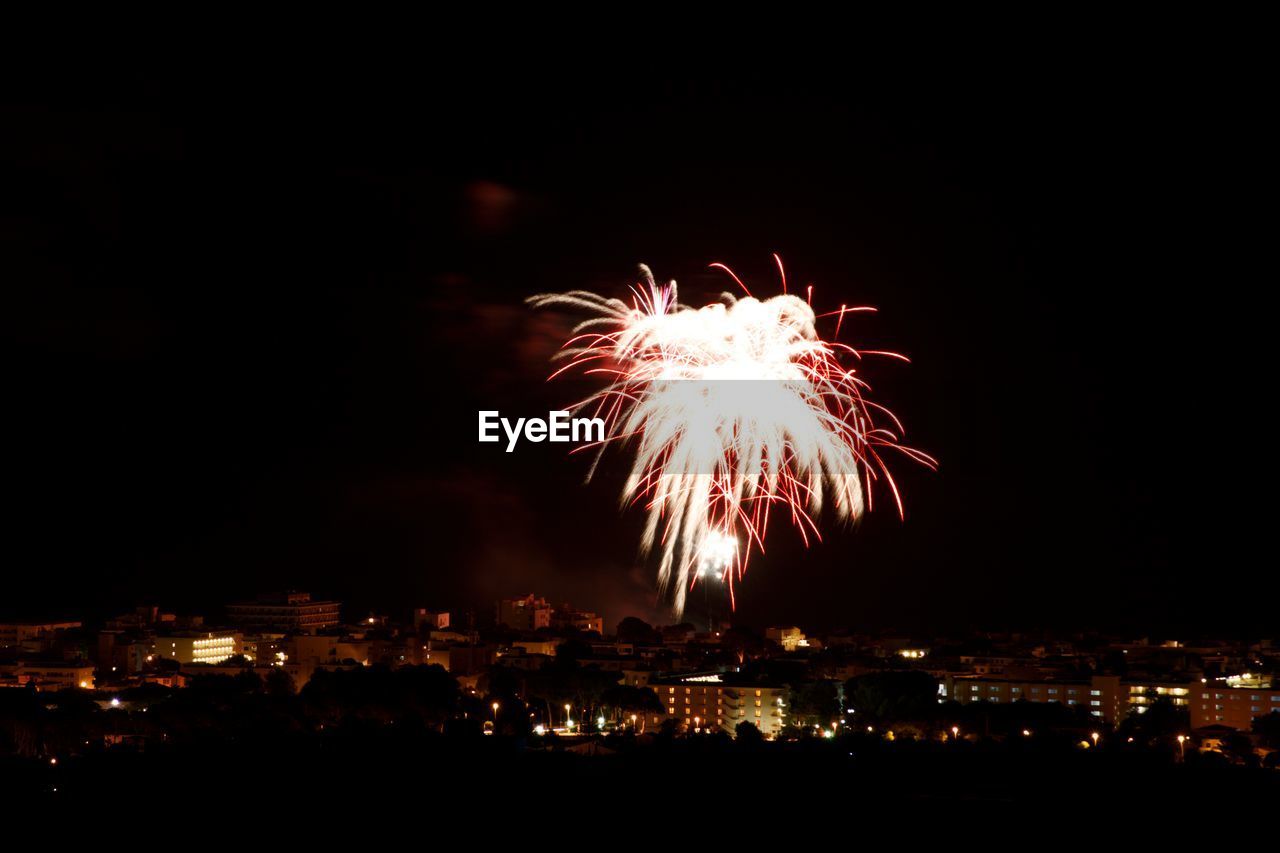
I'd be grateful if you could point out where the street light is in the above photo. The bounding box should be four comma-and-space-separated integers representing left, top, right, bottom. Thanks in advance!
1177, 734, 1186, 759
950, 726, 959, 741
1090, 731, 1100, 748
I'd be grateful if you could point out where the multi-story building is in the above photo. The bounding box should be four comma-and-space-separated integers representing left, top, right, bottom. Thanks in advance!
151, 631, 242, 665
496, 595, 552, 631
647, 673, 790, 737
0, 661, 96, 691
943, 674, 1127, 723
722, 682, 790, 737
1125, 680, 1194, 716
1191, 685, 1280, 730
226, 592, 340, 632
766, 626, 809, 652
551, 605, 604, 634
241, 634, 288, 666
413, 609, 450, 631
422, 644, 493, 675
0, 620, 81, 654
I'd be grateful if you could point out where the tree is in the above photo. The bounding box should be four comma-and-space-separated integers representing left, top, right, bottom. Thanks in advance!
600, 685, 662, 718
734, 720, 764, 745
788, 680, 840, 729
616, 617, 659, 645
264, 667, 296, 697
1252, 711, 1280, 749
844, 671, 938, 725
1117, 696, 1188, 744
554, 638, 594, 667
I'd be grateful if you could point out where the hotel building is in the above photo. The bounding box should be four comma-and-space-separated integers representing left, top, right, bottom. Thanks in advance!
1, 661, 97, 691
226, 591, 341, 632
151, 631, 242, 665
1191, 685, 1280, 730
647, 673, 790, 738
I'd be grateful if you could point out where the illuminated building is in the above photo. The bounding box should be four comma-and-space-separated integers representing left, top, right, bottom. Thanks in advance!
151, 631, 241, 665
722, 683, 789, 737
646, 673, 790, 737
765, 626, 809, 652
422, 644, 493, 675
226, 591, 341, 632
495, 595, 553, 630
1191, 685, 1280, 730
508, 639, 561, 656
241, 634, 288, 666
943, 674, 1127, 723
551, 606, 604, 634
1125, 681, 1193, 715
1, 661, 97, 691
413, 609, 450, 630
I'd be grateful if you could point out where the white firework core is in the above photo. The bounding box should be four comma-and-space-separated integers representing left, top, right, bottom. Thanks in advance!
529, 262, 932, 615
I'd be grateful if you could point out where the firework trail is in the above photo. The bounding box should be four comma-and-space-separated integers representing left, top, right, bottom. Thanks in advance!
529, 257, 934, 614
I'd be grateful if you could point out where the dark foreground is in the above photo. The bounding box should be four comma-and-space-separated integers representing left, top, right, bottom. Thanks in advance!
7, 731, 1276, 818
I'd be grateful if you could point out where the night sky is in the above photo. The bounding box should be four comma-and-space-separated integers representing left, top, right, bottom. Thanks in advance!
3, 45, 1272, 634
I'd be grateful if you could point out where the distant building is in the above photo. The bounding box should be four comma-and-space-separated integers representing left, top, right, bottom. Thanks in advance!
226, 592, 341, 632
766, 626, 809, 652
647, 673, 790, 737
414, 609, 450, 631
508, 638, 561, 656
241, 634, 288, 666
105, 606, 176, 631
97, 631, 154, 674
944, 674, 1128, 723
496, 595, 552, 631
1125, 680, 1194, 716
0, 620, 81, 654
423, 644, 493, 675
0, 661, 96, 691
1191, 685, 1280, 730
551, 605, 603, 635
152, 631, 242, 665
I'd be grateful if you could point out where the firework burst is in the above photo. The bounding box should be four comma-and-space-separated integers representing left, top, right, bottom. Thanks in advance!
529, 257, 934, 614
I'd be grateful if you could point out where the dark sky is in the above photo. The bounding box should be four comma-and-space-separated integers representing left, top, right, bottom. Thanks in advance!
3, 42, 1272, 635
